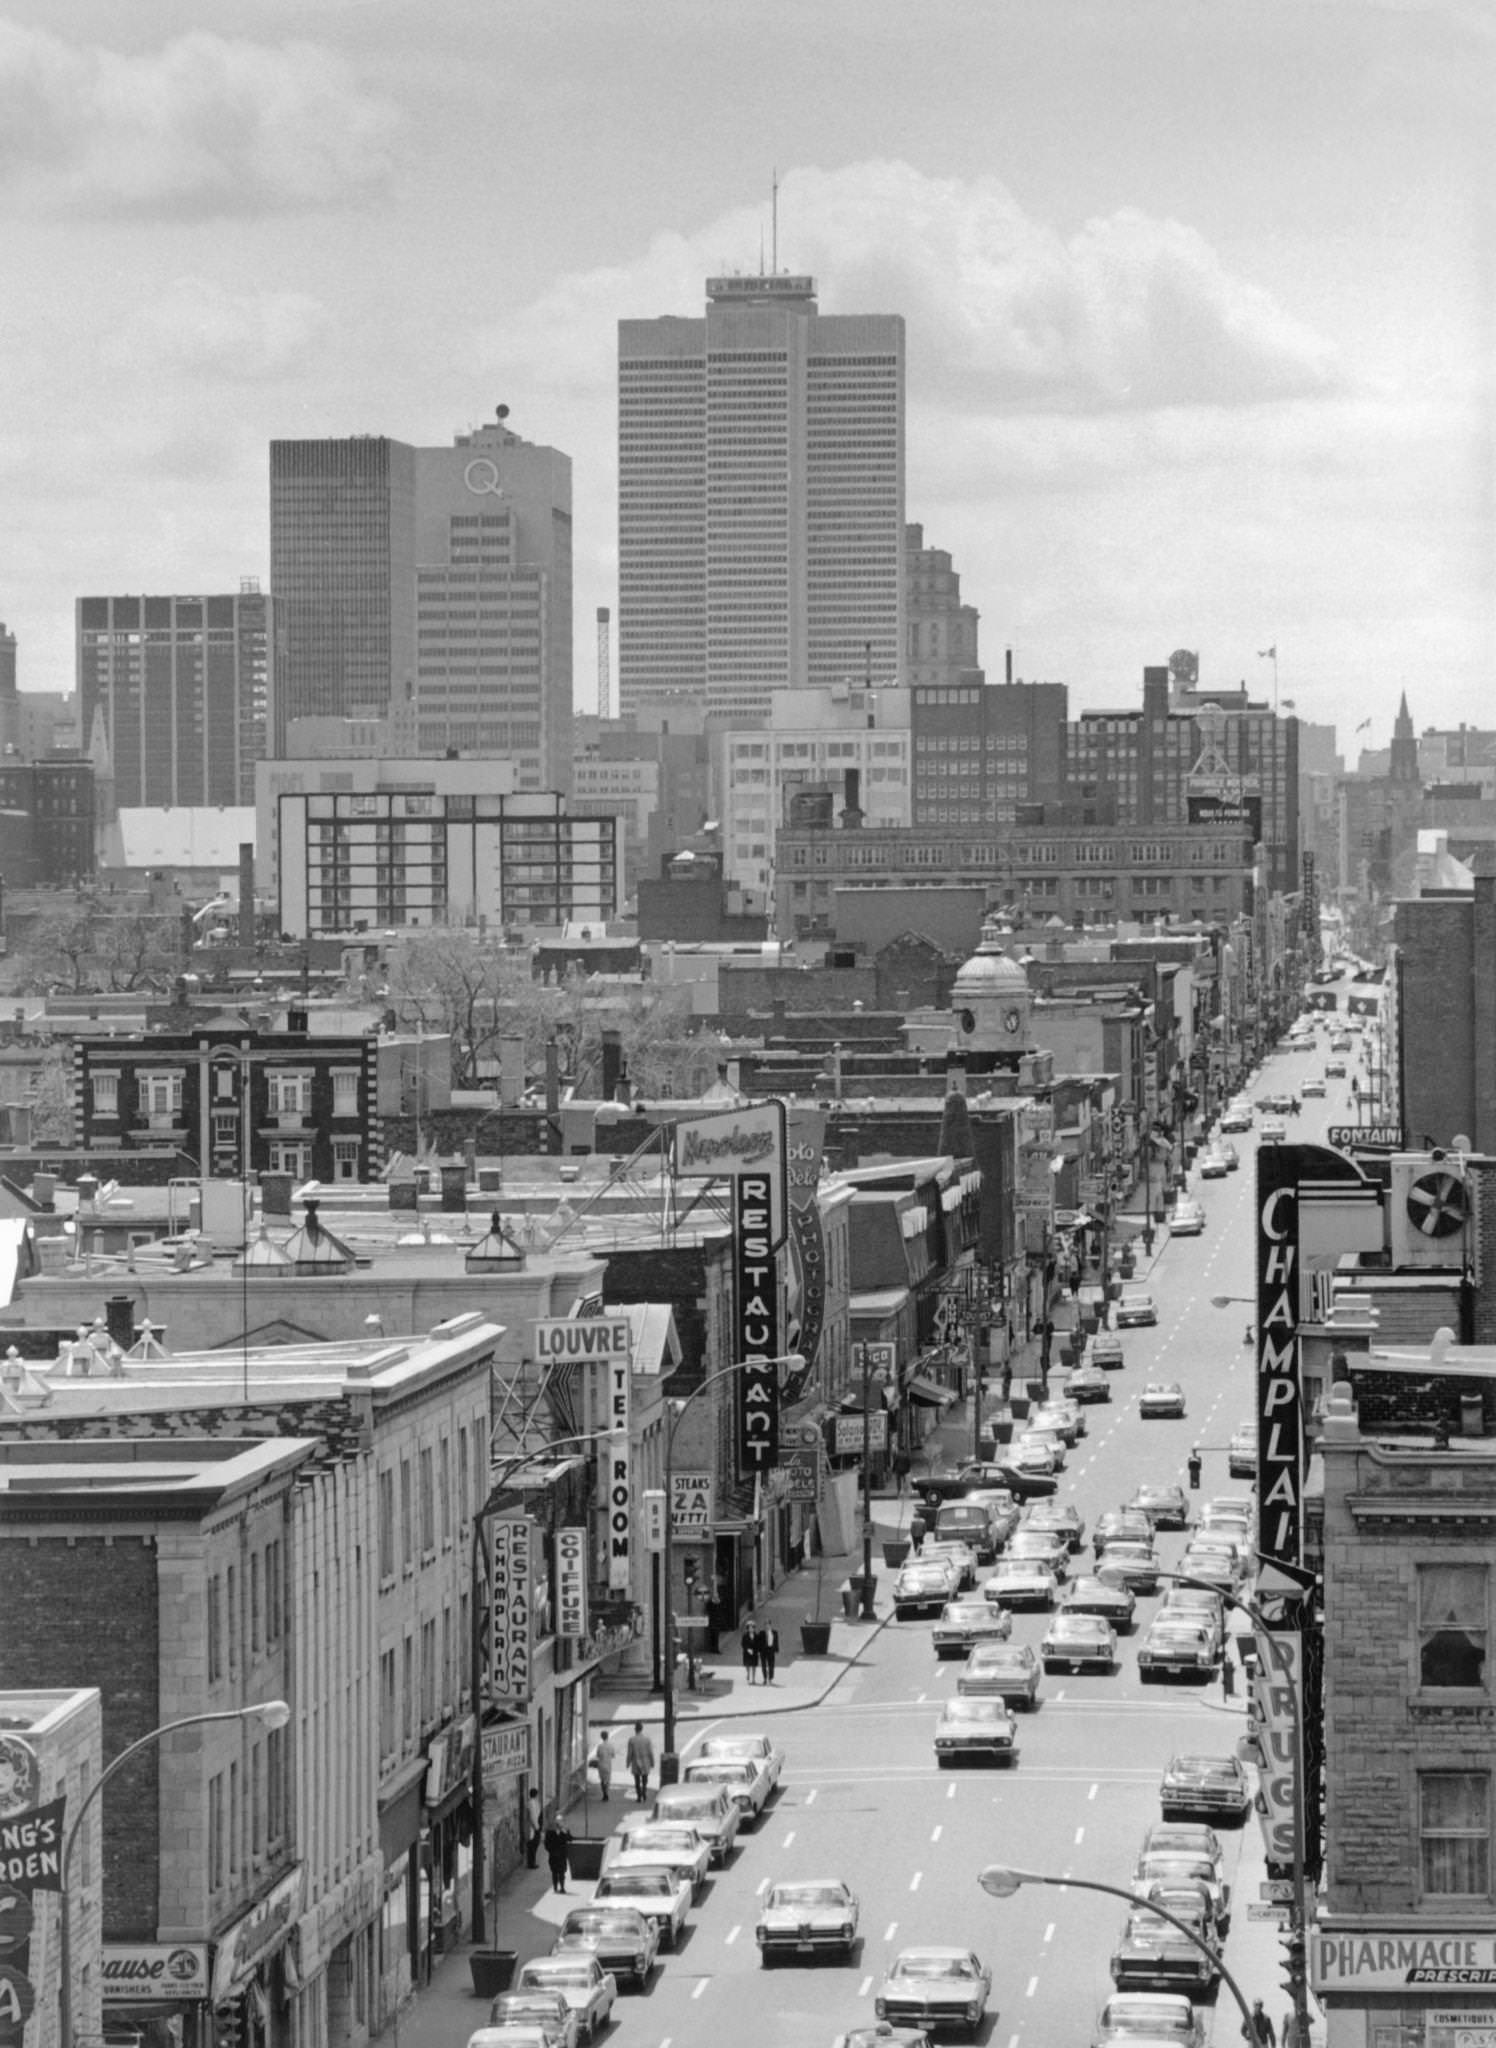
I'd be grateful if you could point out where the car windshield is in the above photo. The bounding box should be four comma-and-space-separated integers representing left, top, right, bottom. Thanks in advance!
600, 1871, 669, 1893
700, 1738, 763, 1759
1105, 1998, 1193, 2029
895, 1955, 977, 1979
946, 1699, 1003, 1720
656, 1795, 718, 1820
565, 1910, 637, 1934
769, 1883, 847, 1907
521, 1964, 593, 1989
993, 1560, 1044, 1578
1052, 1617, 1100, 1635
631, 1828, 698, 1850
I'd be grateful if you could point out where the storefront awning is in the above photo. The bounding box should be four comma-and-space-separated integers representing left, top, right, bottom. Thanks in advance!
904, 1374, 954, 1407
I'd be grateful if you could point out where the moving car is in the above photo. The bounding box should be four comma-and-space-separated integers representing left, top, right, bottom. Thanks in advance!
959, 1488, 1022, 1546
756, 1876, 859, 1964
1137, 1616, 1219, 1681
958, 1639, 1042, 1707
694, 1731, 784, 1789
591, 1865, 692, 1949
1094, 1991, 1204, 2048
1031, 1399, 1085, 1444
552, 1905, 659, 1990
1095, 1541, 1162, 1597
921, 1539, 980, 1591
1302, 1077, 1326, 1097
1066, 1361, 1113, 1403
1325, 1059, 1347, 1078
876, 1948, 993, 2034
956, 1458, 1057, 1501
1024, 1502, 1087, 1552
1220, 1104, 1253, 1133
1061, 1574, 1137, 1633
1088, 1330, 1127, 1371
934, 1500, 1003, 1564
1094, 1507, 1154, 1554
1109, 1903, 1218, 1995
1041, 1613, 1118, 1672
895, 1561, 959, 1619
1228, 1424, 1258, 1478
681, 1755, 773, 1823
1219, 1140, 1240, 1171
983, 1557, 1059, 1609
1139, 1382, 1186, 1419
605, 1821, 712, 1896
1115, 1288, 1159, 1327
648, 1783, 740, 1864
1168, 1199, 1205, 1236
1197, 1149, 1228, 1180
1128, 1483, 1190, 1530
1260, 1117, 1287, 1143
512, 1957, 617, 2043
1133, 1851, 1231, 1934
933, 1696, 1020, 1767
484, 1992, 578, 2048
1159, 1754, 1251, 1822
932, 1599, 1012, 1658
1010, 1435, 1064, 1477
1160, 1585, 1223, 1634
1007, 1527, 1070, 1578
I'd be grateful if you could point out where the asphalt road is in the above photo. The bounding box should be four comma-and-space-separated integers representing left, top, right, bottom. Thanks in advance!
570, 1034, 1349, 2048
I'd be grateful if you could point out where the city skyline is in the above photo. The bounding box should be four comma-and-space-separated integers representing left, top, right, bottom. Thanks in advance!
1, 0, 1490, 750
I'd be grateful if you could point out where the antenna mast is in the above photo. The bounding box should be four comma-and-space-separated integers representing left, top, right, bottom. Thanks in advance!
596, 606, 611, 719
771, 167, 778, 273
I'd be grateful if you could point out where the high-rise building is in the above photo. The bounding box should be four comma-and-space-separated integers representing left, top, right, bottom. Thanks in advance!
618, 274, 904, 721
0, 620, 18, 760
75, 583, 271, 808
270, 419, 572, 791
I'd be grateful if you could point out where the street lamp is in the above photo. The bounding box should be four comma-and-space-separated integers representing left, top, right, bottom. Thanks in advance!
976, 1863, 1257, 2040
469, 1431, 609, 1943
661, 1355, 803, 1770
60, 1699, 291, 2048
1159, 1571, 1314, 2048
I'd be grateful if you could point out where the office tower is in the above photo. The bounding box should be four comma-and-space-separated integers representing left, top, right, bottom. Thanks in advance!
618, 274, 905, 721
0, 620, 17, 759
270, 419, 572, 791
75, 583, 271, 808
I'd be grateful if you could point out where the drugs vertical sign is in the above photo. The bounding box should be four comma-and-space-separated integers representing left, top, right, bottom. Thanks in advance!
605, 1353, 632, 1592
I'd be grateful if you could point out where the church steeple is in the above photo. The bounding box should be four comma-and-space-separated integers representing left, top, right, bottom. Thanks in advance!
1389, 691, 1419, 786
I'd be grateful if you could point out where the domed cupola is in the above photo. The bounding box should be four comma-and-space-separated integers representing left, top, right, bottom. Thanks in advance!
952, 915, 1032, 1055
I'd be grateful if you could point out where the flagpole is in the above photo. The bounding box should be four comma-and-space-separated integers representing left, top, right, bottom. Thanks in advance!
1258, 643, 1279, 716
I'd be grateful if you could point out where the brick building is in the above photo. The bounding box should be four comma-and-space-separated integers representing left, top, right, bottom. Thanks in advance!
1393, 863, 1496, 1154
0, 1688, 102, 2048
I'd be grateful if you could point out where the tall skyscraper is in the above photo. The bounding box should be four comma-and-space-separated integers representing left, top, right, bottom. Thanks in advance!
269, 418, 572, 791
618, 274, 905, 722
76, 583, 271, 808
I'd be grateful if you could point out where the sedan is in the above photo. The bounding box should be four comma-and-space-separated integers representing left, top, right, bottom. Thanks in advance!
1197, 1150, 1228, 1180
604, 1822, 711, 1897
876, 1949, 993, 2035
1007, 1527, 1070, 1577
1219, 1105, 1253, 1133
1160, 1586, 1223, 1635
1219, 1141, 1240, 1171
1159, 1754, 1251, 1823
1168, 1201, 1204, 1236
1140, 1823, 1226, 1877
1088, 1331, 1127, 1370
1031, 1400, 1085, 1443
1009, 1436, 1062, 1479
1066, 1361, 1112, 1404
1227, 1425, 1258, 1478
553, 1906, 659, 1991
756, 1876, 859, 1964
921, 1540, 979, 1591
1061, 1575, 1137, 1634
1094, 1508, 1153, 1555
591, 1865, 692, 1950
958, 1640, 1042, 1708
647, 1784, 739, 1864
1024, 1502, 1087, 1552
933, 1696, 1019, 1767
1041, 1613, 1118, 1673
1137, 1618, 1219, 1682
983, 1558, 1059, 1610
1094, 1991, 1204, 2048
1139, 1382, 1186, 1420
895, 1561, 959, 1618
836, 2031, 933, 2048
485, 1992, 578, 2048
1096, 1542, 1162, 1598
1128, 1484, 1189, 1531
694, 1731, 783, 1792
512, 1957, 616, 2043
933, 1599, 1012, 1658
1302, 1078, 1326, 1098
1115, 1290, 1159, 1327
1110, 1905, 1218, 1995
1018, 1428, 1069, 1472
1133, 1851, 1230, 1935
681, 1756, 771, 1822
1178, 1545, 1241, 1595
957, 1458, 1057, 1502
1325, 1059, 1347, 1078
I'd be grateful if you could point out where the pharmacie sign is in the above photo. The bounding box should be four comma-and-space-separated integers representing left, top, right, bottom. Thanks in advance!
1313, 1932, 1496, 1992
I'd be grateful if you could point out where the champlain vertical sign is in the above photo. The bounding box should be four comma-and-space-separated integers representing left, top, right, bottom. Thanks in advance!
489, 1518, 533, 1701
606, 1351, 631, 1593
1256, 1147, 1302, 1575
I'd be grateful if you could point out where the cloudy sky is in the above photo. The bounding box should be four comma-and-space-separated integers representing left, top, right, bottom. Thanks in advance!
2, 0, 1490, 751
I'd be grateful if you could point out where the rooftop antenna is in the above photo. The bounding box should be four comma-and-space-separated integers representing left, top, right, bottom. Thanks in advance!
772, 166, 778, 273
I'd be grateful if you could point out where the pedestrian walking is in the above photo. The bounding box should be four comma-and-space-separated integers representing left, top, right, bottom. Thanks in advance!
592, 1729, 614, 1801
1222, 1656, 1236, 1701
525, 1787, 543, 1868
909, 1509, 926, 1554
741, 1621, 761, 1685
759, 1622, 779, 1683
1242, 1999, 1276, 2048
1187, 1446, 1202, 1490
892, 1449, 911, 1497
625, 1720, 655, 1804
543, 1815, 572, 1894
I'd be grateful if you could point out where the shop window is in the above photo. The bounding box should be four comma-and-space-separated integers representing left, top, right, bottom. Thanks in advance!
1420, 1564, 1487, 1687
1421, 1772, 1490, 1896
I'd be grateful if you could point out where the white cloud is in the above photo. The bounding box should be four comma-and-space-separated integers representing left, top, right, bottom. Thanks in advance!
102, 277, 331, 382
477, 159, 1338, 416
0, 19, 398, 215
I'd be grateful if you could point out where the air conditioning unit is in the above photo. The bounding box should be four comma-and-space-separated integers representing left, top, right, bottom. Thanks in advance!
1388, 1155, 1471, 1271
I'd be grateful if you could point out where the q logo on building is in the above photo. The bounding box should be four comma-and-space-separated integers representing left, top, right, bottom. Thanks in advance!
0, 1738, 40, 1822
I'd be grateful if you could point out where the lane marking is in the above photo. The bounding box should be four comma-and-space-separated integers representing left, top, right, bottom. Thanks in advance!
1044, 1923, 1055, 1943
948, 1782, 957, 1800
884, 1923, 897, 1943
931, 1825, 942, 1843
725, 1923, 741, 1944
1089, 1783, 1099, 1800
805, 1788, 817, 1805
692, 1980, 708, 2000
1026, 1975, 1039, 1997
911, 1871, 922, 1891
860, 1974, 874, 1996
755, 1877, 769, 1895
782, 1832, 794, 1847
1074, 1826, 1085, 1844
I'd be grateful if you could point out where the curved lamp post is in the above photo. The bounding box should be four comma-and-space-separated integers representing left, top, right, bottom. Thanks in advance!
469, 1430, 609, 1943
977, 1863, 1256, 2039
60, 1699, 291, 2048
1158, 1570, 1314, 2048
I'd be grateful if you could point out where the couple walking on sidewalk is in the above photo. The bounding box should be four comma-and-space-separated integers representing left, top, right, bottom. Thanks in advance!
740, 1620, 779, 1684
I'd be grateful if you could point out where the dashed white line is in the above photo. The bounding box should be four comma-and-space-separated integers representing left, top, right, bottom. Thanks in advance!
1043, 1922, 1055, 1943
692, 1979, 708, 2000
725, 1924, 740, 1944
1074, 1826, 1085, 1844
860, 1974, 874, 1996
947, 1780, 957, 1798
910, 1871, 922, 1891
805, 1787, 817, 1804
755, 1876, 769, 1895
884, 1922, 897, 1944
782, 1831, 795, 1847
1088, 1782, 1099, 1801
1026, 1975, 1039, 1997
931, 1824, 942, 1842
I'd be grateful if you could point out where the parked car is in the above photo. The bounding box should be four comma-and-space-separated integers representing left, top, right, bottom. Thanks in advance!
1087, 1331, 1127, 1370
1159, 1754, 1251, 1823
1168, 1200, 1205, 1236
933, 1599, 1012, 1658
1128, 1484, 1190, 1530
1041, 1613, 1118, 1673
951, 1458, 1057, 1501
1093, 1991, 1204, 2048
1160, 1585, 1223, 1634
895, 1561, 960, 1619
1031, 1399, 1085, 1443
648, 1783, 740, 1864
484, 1992, 578, 2048
552, 1905, 659, 1991
1302, 1078, 1326, 1098
933, 1696, 1020, 1767
1024, 1502, 1087, 1552
512, 1957, 617, 2043
1325, 1059, 1347, 1078
1066, 1361, 1112, 1403
958, 1638, 1043, 1707
1116, 1289, 1159, 1327
1137, 1616, 1219, 1682
1132, 1851, 1231, 1935
1109, 1903, 1218, 1995
835, 2031, 933, 2048
921, 1539, 980, 1591
756, 1876, 859, 1964
1139, 1383, 1186, 1420
605, 1822, 712, 1896
693, 1730, 783, 1792
934, 1500, 1003, 1564
1227, 1425, 1258, 1478
1060, 1574, 1137, 1634
1197, 1150, 1228, 1180
876, 1949, 993, 2034
591, 1865, 692, 1949
1010, 1435, 1064, 1478
681, 1756, 772, 1823
1220, 1105, 1253, 1133
959, 1488, 1022, 1546
1178, 1543, 1242, 1594
1219, 1141, 1240, 1171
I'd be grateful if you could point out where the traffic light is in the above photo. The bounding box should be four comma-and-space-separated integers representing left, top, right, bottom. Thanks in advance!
1281, 1929, 1307, 2002
682, 1556, 698, 1588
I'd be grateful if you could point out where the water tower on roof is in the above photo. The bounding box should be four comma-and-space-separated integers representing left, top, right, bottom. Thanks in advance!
951, 915, 1032, 1059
